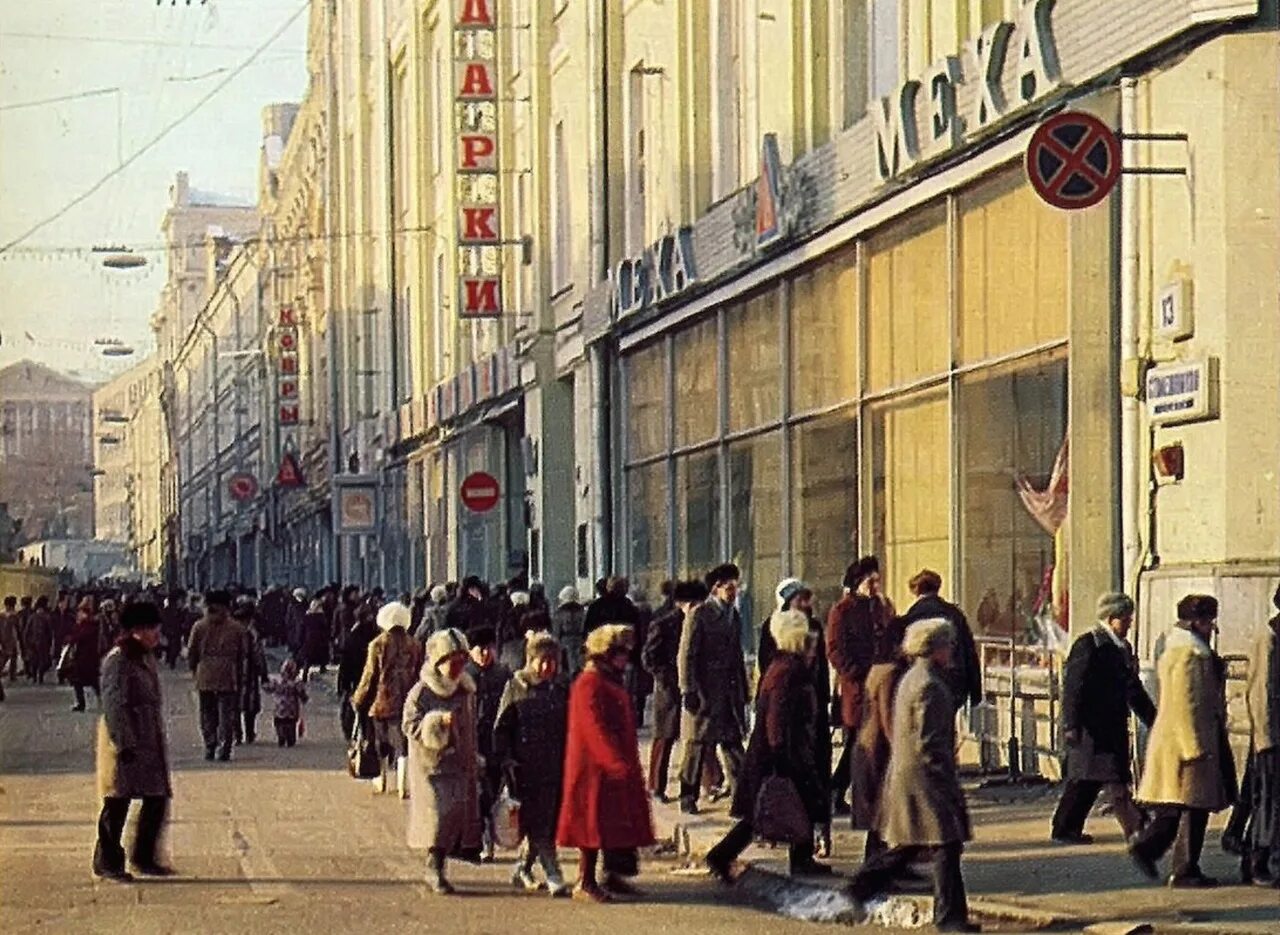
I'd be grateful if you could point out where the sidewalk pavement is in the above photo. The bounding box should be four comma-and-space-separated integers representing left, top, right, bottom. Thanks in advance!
644, 749, 1279, 932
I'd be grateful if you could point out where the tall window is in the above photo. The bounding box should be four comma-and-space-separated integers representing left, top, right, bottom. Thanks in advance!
432, 49, 445, 176
433, 253, 446, 377
712, 0, 742, 200
626, 68, 648, 255
552, 120, 571, 289
869, 0, 900, 101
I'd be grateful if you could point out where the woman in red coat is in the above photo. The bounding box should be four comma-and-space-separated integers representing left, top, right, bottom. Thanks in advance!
557, 623, 655, 903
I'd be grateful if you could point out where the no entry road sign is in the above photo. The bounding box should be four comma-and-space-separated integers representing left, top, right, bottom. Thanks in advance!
1026, 112, 1121, 211
460, 471, 500, 513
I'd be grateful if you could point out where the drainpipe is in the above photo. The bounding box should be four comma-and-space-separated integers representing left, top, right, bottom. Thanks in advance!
1119, 77, 1142, 600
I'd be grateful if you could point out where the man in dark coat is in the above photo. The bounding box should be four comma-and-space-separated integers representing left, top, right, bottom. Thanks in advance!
445, 576, 491, 635
826, 556, 895, 813
899, 569, 981, 711
584, 577, 640, 636
628, 586, 656, 727
93, 601, 173, 881
676, 563, 748, 815
1051, 592, 1156, 844
464, 625, 512, 862
643, 580, 702, 802
337, 601, 380, 742
160, 591, 189, 671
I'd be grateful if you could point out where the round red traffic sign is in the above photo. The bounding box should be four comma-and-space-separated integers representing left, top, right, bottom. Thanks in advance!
460, 471, 500, 513
229, 472, 259, 503
1025, 112, 1121, 211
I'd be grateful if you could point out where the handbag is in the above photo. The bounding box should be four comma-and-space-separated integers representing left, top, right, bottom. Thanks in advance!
753, 774, 811, 845
490, 789, 522, 849
347, 717, 380, 779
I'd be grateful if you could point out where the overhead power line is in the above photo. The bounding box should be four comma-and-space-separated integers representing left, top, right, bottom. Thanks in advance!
0, 1, 310, 257
0, 30, 305, 57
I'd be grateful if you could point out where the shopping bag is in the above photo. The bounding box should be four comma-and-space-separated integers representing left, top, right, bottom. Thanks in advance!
56, 644, 75, 680
297, 715, 305, 739
347, 718, 380, 779
490, 790, 522, 849
753, 774, 811, 845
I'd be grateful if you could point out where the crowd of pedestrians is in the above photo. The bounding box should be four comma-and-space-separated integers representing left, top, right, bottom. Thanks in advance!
4, 553, 1276, 924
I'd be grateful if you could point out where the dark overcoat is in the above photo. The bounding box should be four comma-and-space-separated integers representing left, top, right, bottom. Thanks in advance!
731, 652, 827, 828
96, 638, 172, 799
678, 598, 748, 744
493, 670, 569, 842
900, 594, 982, 709
1062, 626, 1156, 783
641, 604, 683, 740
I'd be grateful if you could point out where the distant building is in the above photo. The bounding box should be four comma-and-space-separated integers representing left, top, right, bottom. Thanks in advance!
0, 360, 96, 543
16, 538, 130, 583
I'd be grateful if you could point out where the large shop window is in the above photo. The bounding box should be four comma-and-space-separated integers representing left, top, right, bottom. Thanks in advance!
627, 461, 670, 600
675, 450, 720, 577
791, 409, 859, 612
868, 388, 950, 607
728, 431, 783, 644
866, 205, 949, 391
791, 246, 858, 412
958, 356, 1067, 638
626, 341, 668, 460
674, 316, 719, 446
958, 170, 1068, 364
727, 288, 781, 432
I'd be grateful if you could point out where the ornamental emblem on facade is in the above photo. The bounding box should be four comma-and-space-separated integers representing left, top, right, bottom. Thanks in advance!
732, 133, 808, 257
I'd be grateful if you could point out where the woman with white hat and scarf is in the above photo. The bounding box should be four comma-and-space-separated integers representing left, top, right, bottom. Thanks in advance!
353, 601, 423, 797
403, 628, 482, 894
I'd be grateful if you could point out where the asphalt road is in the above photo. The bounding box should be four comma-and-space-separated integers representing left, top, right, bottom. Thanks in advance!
0, 660, 843, 935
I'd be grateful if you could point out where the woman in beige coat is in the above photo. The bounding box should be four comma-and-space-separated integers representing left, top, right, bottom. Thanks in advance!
1130, 594, 1237, 887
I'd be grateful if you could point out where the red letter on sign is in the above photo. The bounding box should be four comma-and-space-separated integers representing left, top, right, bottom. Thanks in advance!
279, 380, 298, 399
279, 332, 296, 352
458, 63, 494, 99
461, 207, 498, 242
462, 279, 501, 316
278, 306, 298, 326
279, 404, 299, 425
460, 135, 496, 170
279, 354, 299, 375
458, 0, 494, 26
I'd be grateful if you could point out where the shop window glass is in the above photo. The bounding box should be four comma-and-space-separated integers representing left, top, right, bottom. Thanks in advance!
626, 341, 667, 460
958, 169, 1068, 364
866, 205, 949, 391
727, 289, 781, 432
791, 246, 859, 412
868, 388, 950, 607
958, 356, 1067, 639
675, 450, 721, 576
627, 461, 670, 599
791, 409, 859, 614
674, 316, 719, 446
728, 432, 783, 648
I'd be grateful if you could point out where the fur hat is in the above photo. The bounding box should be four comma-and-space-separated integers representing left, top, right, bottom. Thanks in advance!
466, 625, 496, 648
704, 563, 741, 590
424, 627, 470, 670
524, 629, 560, 665
292, 587, 308, 601
1176, 594, 1218, 623
843, 556, 880, 591
510, 590, 530, 607
673, 580, 709, 604
1095, 592, 1135, 621
584, 623, 634, 659
902, 617, 954, 658
558, 585, 579, 606
770, 609, 811, 655
775, 578, 805, 611
430, 584, 448, 603
376, 601, 411, 632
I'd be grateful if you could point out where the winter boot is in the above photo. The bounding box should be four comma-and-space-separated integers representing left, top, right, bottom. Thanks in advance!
373, 767, 387, 795
541, 851, 571, 898
426, 850, 456, 895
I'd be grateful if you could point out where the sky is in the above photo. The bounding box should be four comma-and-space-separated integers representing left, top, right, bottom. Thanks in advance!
0, 0, 310, 384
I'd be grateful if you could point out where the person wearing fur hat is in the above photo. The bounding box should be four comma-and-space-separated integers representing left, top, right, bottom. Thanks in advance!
642, 581, 703, 801
232, 600, 269, 746
552, 586, 587, 675
1236, 583, 1280, 886
1130, 594, 1238, 887
676, 563, 749, 815
826, 556, 896, 815
1049, 592, 1155, 846
494, 630, 572, 895
557, 624, 655, 902
847, 618, 975, 932
353, 601, 424, 797
465, 625, 513, 862
403, 628, 482, 894
706, 609, 831, 881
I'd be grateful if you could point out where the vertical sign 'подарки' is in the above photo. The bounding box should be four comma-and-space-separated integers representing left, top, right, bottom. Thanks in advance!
454, 0, 502, 319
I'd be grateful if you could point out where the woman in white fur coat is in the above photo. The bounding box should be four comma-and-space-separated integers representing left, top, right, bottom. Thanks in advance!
403, 627, 482, 894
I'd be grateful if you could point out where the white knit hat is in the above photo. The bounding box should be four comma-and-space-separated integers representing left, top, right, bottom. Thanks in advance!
557, 585, 579, 606
376, 601, 411, 632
